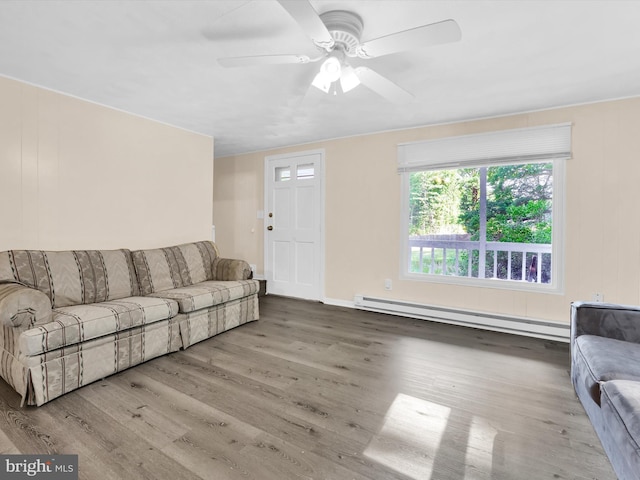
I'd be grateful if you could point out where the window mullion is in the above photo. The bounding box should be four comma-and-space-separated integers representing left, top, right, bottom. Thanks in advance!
478, 166, 487, 278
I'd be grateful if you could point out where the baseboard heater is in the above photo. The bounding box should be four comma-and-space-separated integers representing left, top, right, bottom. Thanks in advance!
353, 295, 570, 342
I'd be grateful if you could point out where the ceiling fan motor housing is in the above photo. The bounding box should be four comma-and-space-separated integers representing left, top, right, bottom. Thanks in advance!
319, 10, 363, 56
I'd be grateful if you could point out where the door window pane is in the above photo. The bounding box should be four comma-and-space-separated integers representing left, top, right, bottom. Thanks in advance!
297, 164, 314, 179
275, 167, 291, 182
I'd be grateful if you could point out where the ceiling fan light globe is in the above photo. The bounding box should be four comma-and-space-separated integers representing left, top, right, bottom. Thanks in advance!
320, 56, 342, 82
340, 65, 361, 93
312, 72, 332, 93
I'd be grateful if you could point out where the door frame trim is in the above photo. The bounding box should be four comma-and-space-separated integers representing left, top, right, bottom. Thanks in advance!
263, 149, 326, 301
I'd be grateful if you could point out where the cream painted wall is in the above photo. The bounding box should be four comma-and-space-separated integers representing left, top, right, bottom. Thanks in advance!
0, 76, 213, 251
215, 97, 640, 323
213, 149, 264, 264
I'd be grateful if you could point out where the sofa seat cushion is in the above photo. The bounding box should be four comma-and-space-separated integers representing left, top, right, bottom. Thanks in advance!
574, 335, 640, 404
148, 280, 259, 314
575, 335, 640, 381
600, 380, 640, 454
178, 295, 259, 348
20, 296, 179, 356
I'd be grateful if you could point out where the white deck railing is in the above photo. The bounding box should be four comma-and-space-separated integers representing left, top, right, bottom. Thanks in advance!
409, 237, 552, 283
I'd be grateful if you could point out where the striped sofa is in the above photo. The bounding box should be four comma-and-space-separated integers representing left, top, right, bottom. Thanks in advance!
0, 241, 259, 406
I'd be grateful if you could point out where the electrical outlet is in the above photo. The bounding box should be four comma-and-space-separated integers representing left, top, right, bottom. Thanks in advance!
384, 278, 392, 290
593, 292, 604, 302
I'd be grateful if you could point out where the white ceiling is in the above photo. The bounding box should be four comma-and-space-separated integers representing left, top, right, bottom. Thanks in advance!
1, 1, 639, 158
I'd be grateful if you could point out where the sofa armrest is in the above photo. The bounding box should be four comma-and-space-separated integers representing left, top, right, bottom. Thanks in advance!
212, 258, 252, 281
0, 283, 52, 328
571, 301, 640, 345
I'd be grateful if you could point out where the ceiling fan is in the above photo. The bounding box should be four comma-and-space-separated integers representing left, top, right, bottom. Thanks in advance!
217, 0, 462, 102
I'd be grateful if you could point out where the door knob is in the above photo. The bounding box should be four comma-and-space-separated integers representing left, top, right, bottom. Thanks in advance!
267, 226, 273, 231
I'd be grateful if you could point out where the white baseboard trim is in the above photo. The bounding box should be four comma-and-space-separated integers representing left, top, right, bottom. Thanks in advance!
322, 297, 356, 309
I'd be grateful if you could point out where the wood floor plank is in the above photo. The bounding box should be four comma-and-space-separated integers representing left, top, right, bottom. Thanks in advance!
77, 381, 190, 450
0, 295, 616, 479
0, 425, 19, 454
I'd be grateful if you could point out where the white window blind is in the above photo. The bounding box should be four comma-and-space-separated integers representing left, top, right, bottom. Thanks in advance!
397, 123, 572, 173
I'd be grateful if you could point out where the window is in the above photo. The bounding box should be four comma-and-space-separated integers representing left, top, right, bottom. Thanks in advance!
276, 164, 315, 181
275, 166, 291, 182
297, 164, 315, 179
399, 124, 570, 292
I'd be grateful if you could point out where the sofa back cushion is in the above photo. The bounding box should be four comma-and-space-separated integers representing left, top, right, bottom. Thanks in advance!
0, 249, 140, 308
131, 241, 219, 295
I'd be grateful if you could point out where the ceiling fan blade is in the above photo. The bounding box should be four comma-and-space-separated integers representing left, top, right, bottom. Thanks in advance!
357, 19, 461, 59
354, 67, 414, 103
277, 0, 335, 50
218, 54, 313, 68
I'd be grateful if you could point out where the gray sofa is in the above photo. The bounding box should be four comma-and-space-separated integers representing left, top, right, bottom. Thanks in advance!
571, 301, 640, 480
0, 240, 259, 406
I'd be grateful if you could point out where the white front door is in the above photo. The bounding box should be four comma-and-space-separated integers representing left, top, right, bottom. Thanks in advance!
265, 150, 323, 300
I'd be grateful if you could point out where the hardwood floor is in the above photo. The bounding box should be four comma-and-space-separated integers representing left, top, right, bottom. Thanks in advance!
0, 295, 616, 479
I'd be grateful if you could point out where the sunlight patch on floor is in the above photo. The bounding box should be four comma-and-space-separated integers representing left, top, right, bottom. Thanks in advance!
465, 415, 498, 478
364, 393, 450, 479
364, 393, 497, 480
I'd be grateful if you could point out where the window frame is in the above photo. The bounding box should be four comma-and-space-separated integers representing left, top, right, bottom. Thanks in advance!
400, 157, 566, 294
